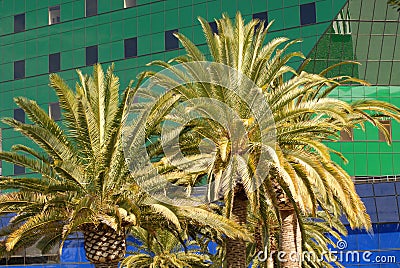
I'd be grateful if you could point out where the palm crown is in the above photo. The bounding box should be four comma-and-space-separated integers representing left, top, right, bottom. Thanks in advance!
141, 12, 400, 267
0, 64, 250, 267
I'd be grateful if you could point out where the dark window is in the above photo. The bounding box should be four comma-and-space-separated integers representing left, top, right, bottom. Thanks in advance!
14, 165, 25, 175
85, 0, 98, 17
209, 21, 218, 34
165, 29, 179, 51
124, 37, 137, 58
14, 13, 25, 33
14, 108, 25, 123
49, 102, 61, 121
253, 11, 268, 30
300, 2, 316, 25
86, 45, 98, 66
253, 11, 268, 23
14, 60, 25, 80
378, 120, 392, 142
49, 6, 60, 24
49, 53, 61, 73
124, 0, 136, 8
340, 128, 353, 141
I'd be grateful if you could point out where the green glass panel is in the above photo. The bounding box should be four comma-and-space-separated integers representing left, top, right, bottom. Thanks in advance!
74, 48, 86, 68
85, 26, 98, 46
283, 6, 299, 28
123, 18, 137, 38
111, 41, 124, 61
61, 2, 74, 21
36, 8, 49, 27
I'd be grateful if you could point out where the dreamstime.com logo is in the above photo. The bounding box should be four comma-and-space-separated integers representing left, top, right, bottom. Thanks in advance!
122, 61, 276, 206
257, 240, 397, 264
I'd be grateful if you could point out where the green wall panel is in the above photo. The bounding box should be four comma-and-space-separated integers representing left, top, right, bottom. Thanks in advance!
1, 0, 398, 179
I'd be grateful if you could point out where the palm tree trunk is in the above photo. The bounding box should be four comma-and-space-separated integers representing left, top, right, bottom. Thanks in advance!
279, 209, 301, 268
226, 184, 248, 268
254, 223, 263, 252
266, 234, 277, 268
83, 223, 126, 267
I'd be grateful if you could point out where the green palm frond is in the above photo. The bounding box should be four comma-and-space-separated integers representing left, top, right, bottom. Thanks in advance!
122, 227, 211, 268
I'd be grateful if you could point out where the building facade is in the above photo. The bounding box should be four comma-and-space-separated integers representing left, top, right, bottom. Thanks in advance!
0, 0, 399, 266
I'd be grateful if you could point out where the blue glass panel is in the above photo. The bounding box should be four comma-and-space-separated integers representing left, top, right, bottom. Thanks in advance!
340, 213, 349, 225
376, 196, 399, 223
356, 183, 374, 197
61, 264, 93, 268
379, 232, 400, 249
0, 214, 13, 227
373, 182, 396, 196
362, 197, 378, 223
395, 182, 400, 194
208, 241, 218, 255
337, 235, 358, 250
357, 233, 379, 251
61, 239, 83, 263
377, 223, 400, 233
78, 239, 88, 262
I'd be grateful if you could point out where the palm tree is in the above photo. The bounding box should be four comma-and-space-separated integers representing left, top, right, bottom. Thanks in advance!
248, 207, 348, 268
122, 227, 211, 267
388, 0, 400, 11
141, 12, 400, 268
0, 64, 250, 267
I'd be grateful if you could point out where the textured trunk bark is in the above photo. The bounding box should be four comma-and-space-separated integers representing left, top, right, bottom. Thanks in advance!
266, 234, 277, 268
279, 209, 301, 268
254, 223, 263, 252
226, 185, 248, 268
83, 223, 126, 267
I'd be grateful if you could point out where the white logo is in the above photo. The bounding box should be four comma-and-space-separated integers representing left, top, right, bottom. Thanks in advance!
336, 240, 348, 250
